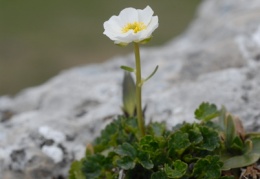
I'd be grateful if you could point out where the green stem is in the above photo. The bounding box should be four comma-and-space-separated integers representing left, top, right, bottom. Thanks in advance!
134, 42, 145, 137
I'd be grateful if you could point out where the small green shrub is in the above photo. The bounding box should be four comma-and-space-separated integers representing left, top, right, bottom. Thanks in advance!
69, 102, 260, 179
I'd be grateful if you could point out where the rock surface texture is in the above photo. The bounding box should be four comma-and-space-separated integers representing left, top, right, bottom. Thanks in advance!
1, 0, 260, 178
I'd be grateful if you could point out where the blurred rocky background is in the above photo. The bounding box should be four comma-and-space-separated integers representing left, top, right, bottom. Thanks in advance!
1, 0, 260, 178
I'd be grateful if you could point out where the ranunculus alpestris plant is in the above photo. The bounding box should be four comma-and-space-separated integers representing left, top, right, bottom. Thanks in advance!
104, 6, 159, 137
68, 5, 260, 179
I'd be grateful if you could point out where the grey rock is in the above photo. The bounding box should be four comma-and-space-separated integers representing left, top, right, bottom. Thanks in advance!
1, 0, 260, 178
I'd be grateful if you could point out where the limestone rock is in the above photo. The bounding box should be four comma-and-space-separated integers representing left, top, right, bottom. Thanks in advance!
1, 0, 260, 178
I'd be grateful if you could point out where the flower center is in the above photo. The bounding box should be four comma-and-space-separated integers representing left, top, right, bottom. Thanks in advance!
122, 22, 146, 33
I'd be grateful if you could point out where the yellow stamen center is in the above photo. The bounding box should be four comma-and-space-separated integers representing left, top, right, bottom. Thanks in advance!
122, 22, 146, 33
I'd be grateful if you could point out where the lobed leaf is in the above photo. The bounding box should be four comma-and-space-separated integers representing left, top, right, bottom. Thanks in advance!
139, 135, 160, 153
94, 116, 138, 153
93, 117, 122, 152
195, 102, 219, 122
116, 156, 135, 170
115, 142, 137, 159
137, 151, 154, 169
199, 126, 220, 151
180, 124, 203, 145
168, 131, 191, 156
82, 154, 108, 178
193, 155, 223, 179
164, 160, 188, 178
147, 122, 166, 137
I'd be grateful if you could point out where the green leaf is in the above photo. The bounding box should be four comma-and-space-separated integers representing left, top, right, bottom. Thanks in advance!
120, 66, 135, 72
193, 155, 223, 179
151, 171, 168, 179
229, 136, 244, 154
116, 156, 135, 170
195, 102, 219, 122
148, 122, 166, 137
244, 139, 253, 154
164, 160, 188, 178
139, 135, 159, 153
123, 116, 139, 135
152, 153, 169, 167
137, 151, 154, 169
218, 105, 227, 131
199, 126, 220, 151
115, 142, 137, 159
94, 117, 122, 152
122, 72, 136, 117
179, 123, 204, 146
186, 125, 203, 145
93, 116, 138, 153
168, 131, 191, 156
69, 160, 85, 179
143, 65, 159, 82
251, 137, 260, 154
182, 154, 196, 163
82, 154, 107, 178
225, 115, 236, 149
222, 153, 260, 170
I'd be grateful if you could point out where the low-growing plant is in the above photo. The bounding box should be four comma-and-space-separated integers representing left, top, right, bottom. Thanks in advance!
69, 100, 260, 179
69, 6, 260, 179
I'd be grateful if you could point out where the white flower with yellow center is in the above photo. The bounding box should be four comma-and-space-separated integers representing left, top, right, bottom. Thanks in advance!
103, 6, 159, 46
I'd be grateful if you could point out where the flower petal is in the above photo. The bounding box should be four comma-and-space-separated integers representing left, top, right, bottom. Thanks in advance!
115, 32, 136, 44
145, 16, 159, 36
138, 6, 154, 25
108, 16, 125, 28
104, 21, 119, 34
103, 22, 120, 40
118, 7, 138, 24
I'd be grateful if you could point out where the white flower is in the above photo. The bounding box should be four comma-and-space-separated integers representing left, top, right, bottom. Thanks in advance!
103, 6, 159, 45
